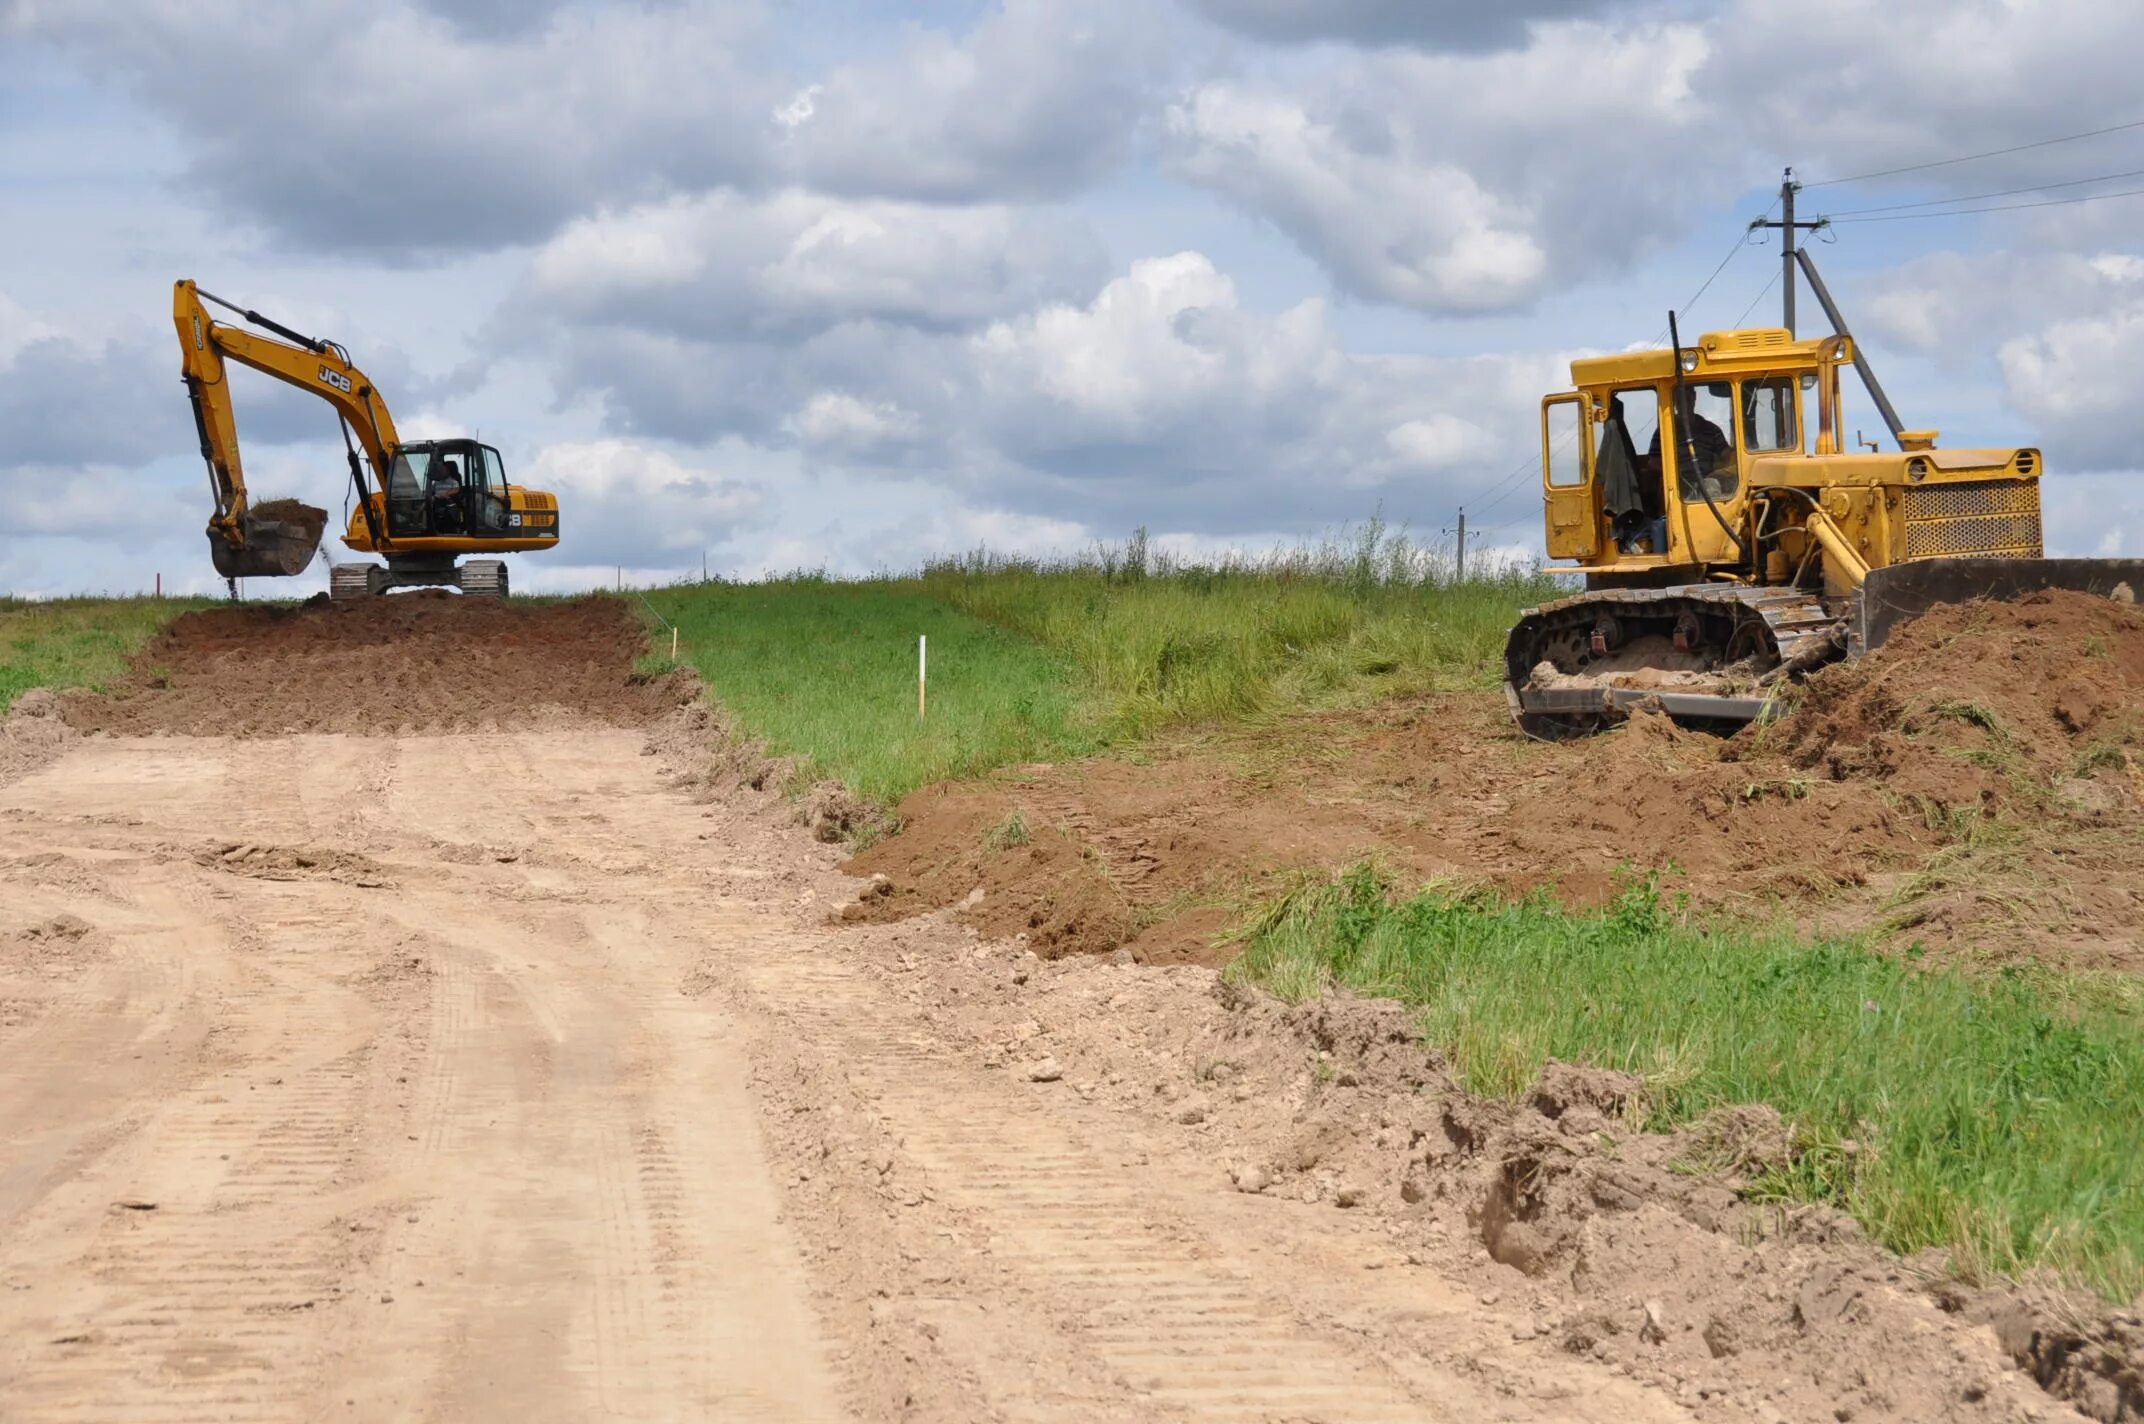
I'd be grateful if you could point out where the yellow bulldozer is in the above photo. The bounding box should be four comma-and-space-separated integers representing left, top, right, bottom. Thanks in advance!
1504, 301, 2144, 737
173, 279, 561, 598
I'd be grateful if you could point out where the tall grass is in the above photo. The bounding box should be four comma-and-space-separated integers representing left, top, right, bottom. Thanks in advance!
1231, 864, 2144, 1301
646, 525, 1555, 802
0, 596, 216, 713
642, 576, 1100, 804
920, 522, 1555, 735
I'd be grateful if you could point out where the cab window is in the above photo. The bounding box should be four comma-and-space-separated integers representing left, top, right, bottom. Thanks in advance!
1676, 382, 1738, 502
1741, 377, 1799, 453
1545, 400, 1584, 486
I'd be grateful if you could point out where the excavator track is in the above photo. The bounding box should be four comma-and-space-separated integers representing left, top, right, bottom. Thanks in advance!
1503, 584, 1841, 740
457, 560, 509, 598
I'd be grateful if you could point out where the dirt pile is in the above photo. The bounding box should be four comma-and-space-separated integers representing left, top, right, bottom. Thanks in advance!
59, 593, 687, 737
849, 592, 2144, 969
813, 903, 2121, 1422
250, 498, 329, 544
1766, 590, 2144, 798
0, 689, 77, 786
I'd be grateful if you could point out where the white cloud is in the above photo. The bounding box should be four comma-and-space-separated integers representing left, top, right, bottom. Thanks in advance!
518, 438, 775, 569
526, 189, 1106, 339
781, 0, 1167, 201
782, 393, 922, 453
12, 0, 781, 256
1187, 0, 1621, 52
1161, 22, 1713, 313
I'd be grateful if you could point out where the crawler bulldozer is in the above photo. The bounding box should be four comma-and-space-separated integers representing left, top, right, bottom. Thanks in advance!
1505, 315, 2143, 737
174, 279, 561, 597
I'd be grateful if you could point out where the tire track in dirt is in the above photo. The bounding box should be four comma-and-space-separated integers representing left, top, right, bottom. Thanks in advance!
2, 887, 377, 1424
735, 950, 1468, 1422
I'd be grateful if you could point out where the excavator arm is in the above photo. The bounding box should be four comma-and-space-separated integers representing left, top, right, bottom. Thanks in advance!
172, 278, 399, 577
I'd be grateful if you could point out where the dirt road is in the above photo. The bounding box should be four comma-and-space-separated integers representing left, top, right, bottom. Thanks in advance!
0, 721, 2069, 1423
0, 585, 2084, 1424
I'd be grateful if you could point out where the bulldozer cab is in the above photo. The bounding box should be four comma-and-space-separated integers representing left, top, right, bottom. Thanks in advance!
1541, 331, 1849, 577
385, 439, 516, 541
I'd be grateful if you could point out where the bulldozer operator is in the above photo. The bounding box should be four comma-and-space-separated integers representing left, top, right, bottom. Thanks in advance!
1601, 387, 1735, 554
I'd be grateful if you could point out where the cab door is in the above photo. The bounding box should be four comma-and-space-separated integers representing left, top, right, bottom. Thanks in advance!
1541, 394, 1597, 560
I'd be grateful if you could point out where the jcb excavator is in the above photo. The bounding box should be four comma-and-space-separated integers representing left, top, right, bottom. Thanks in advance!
1504, 299, 2143, 738
174, 279, 560, 598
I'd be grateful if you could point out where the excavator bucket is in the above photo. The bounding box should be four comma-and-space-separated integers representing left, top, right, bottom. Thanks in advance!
1853, 557, 2144, 653
207, 500, 328, 579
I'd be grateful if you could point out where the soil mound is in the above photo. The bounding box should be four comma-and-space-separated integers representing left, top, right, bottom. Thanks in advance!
1766, 589, 2144, 793
60, 593, 683, 737
849, 591, 2144, 970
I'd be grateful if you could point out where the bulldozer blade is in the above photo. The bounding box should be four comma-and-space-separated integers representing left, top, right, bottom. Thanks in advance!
207, 505, 327, 579
1853, 558, 2144, 653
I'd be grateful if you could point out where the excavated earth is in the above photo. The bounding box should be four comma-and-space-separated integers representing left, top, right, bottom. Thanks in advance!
852, 591, 2144, 972
0, 592, 2135, 1422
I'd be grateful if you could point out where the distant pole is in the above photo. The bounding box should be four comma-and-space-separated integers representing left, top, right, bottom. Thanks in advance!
1747, 170, 1824, 335
1781, 170, 1796, 334
1456, 508, 1467, 582
918, 635, 927, 722
155, 572, 161, 598
702, 549, 708, 583
616, 565, 622, 593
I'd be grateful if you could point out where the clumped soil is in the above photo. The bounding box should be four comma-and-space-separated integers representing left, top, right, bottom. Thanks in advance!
838, 917, 2142, 1422
56, 593, 689, 737
849, 591, 2144, 969
249, 498, 329, 544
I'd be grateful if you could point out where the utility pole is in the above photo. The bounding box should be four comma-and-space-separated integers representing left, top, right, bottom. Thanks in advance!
1747, 169, 1826, 334
1443, 508, 1467, 582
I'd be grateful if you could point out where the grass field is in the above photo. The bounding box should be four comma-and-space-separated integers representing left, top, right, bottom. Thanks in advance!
1230, 864, 2144, 1301
922, 525, 1553, 735
642, 577, 1101, 804
0, 596, 215, 714
649, 526, 1556, 800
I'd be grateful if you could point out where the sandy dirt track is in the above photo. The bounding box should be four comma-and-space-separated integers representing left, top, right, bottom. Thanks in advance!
0, 703, 2091, 1419
0, 726, 1747, 1424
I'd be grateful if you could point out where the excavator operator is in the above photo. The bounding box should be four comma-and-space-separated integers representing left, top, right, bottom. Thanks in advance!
430, 454, 467, 535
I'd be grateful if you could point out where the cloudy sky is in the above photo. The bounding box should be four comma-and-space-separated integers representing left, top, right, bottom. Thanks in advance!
4, 0, 2142, 595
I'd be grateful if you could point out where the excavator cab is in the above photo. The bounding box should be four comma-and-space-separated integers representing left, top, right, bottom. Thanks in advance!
385, 440, 515, 541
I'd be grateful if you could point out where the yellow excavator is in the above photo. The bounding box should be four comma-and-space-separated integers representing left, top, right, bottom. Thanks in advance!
1505, 291, 2142, 737
173, 279, 560, 598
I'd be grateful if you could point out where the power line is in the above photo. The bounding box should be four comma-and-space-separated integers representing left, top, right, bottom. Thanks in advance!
1474, 194, 1781, 525
1829, 181, 2144, 223
1802, 117, 2144, 188
1732, 268, 1782, 328
1820, 165, 2144, 217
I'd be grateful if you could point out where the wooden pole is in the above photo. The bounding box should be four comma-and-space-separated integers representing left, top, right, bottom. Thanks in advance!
918, 635, 927, 722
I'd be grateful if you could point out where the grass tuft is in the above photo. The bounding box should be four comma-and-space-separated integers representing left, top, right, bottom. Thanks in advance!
983, 810, 1032, 852
1228, 863, 2144, 1301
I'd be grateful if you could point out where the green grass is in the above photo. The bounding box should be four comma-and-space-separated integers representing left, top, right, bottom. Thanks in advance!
0, 596, 216, 713
921, 523, 1555, 736
644, 525, 1554, 804
1230, 863, 2144, 1301
642, 577, 1101, 804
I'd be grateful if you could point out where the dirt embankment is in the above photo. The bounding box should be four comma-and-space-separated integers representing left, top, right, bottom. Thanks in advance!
53, 593, 689, 737
849, 591, 2144, 970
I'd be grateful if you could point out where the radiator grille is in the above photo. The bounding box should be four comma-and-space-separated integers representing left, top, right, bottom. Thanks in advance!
1901, 478, 2042, 558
